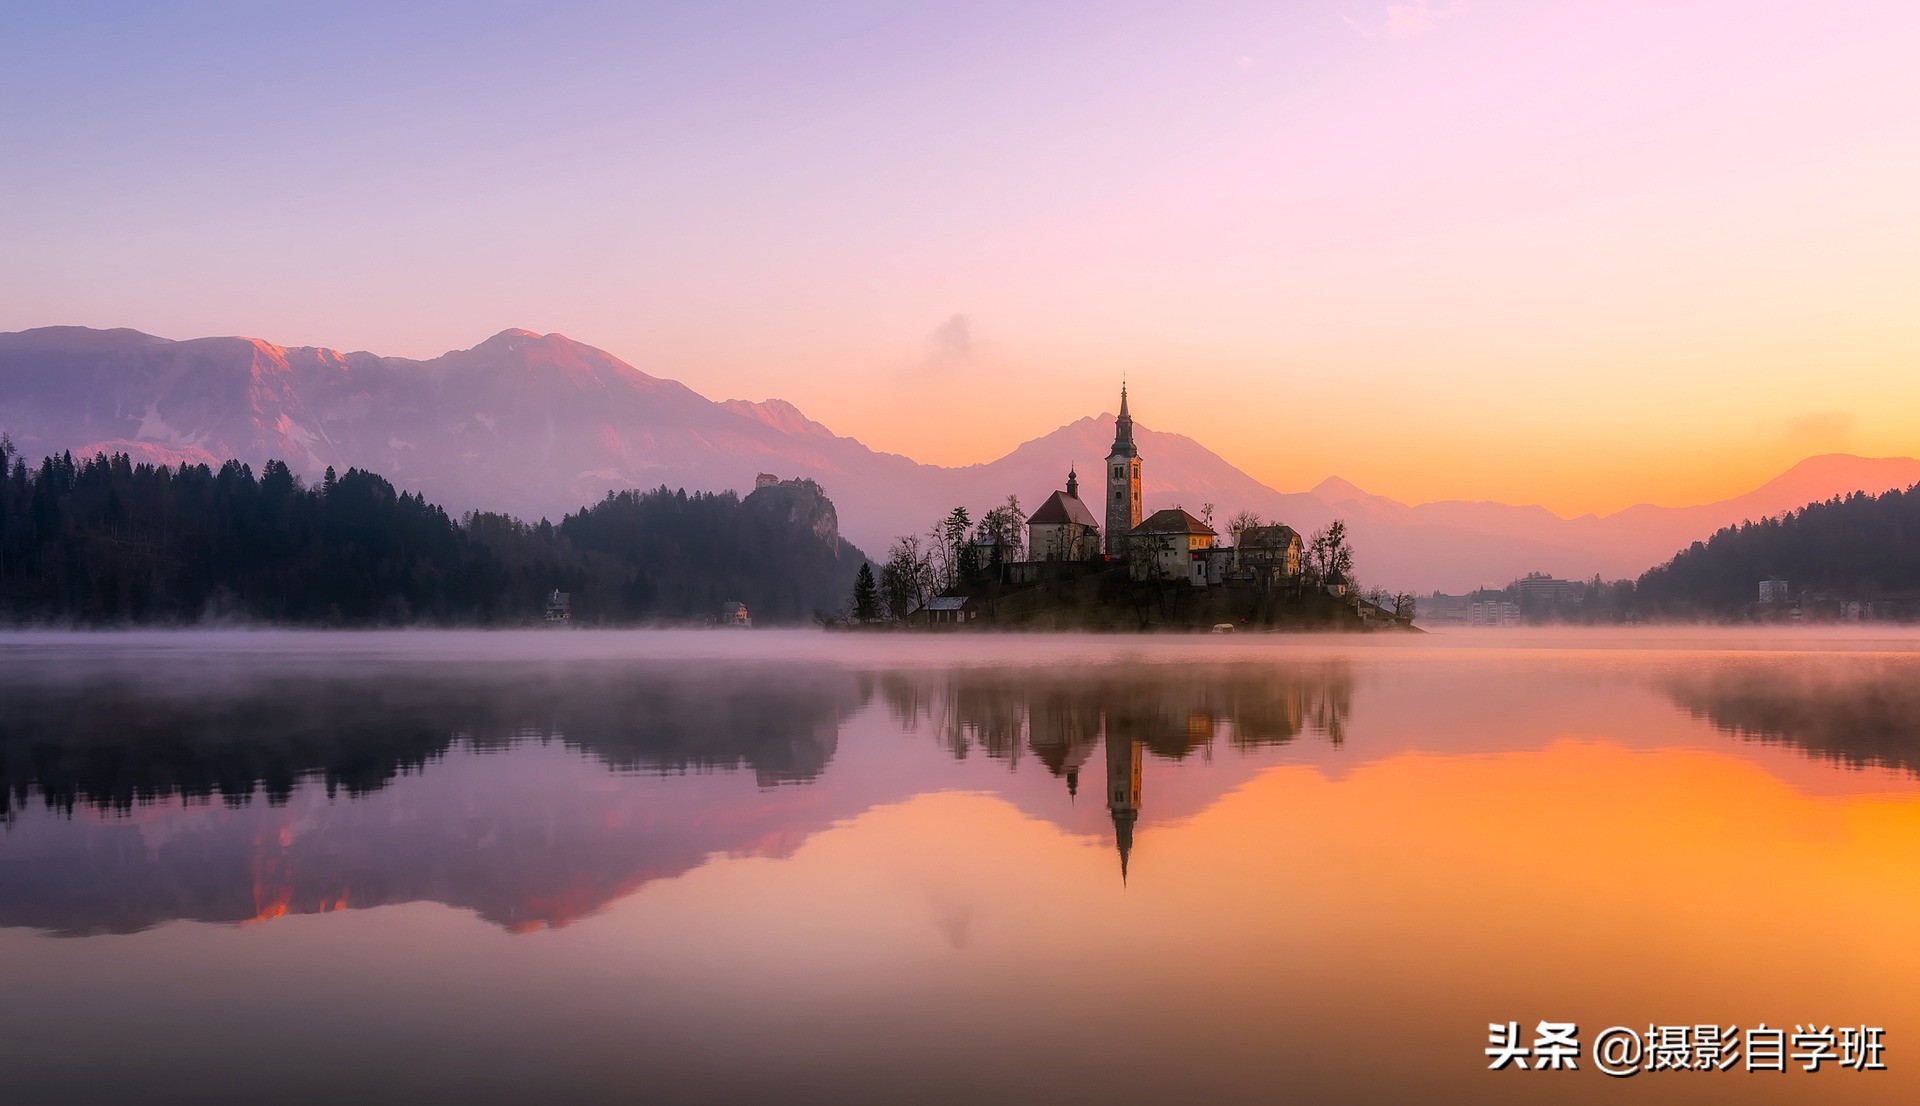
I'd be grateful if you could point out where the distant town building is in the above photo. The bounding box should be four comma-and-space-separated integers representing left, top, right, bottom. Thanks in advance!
1104, 386, 1143, 556
1469, 599, 1520, 626
1028, 466, 1102, 561
1513, 572, 1582, 604
721, 601, 752, 627
1127, 508, 1217, 585
543, 589, 571, 623
1759, 578, 1790, 604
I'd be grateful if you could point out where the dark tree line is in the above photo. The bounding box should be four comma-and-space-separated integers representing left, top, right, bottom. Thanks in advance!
0, 436, 865, 625
1635, 482, 1920, 616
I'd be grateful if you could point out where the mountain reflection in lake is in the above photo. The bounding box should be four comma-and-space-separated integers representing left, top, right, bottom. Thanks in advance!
1, 630, 1917, 1105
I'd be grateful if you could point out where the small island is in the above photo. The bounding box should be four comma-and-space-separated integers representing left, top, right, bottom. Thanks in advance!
853, 388, 1416, 632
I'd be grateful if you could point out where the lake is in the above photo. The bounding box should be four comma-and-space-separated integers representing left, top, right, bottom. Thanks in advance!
1, 629, 1916, 1104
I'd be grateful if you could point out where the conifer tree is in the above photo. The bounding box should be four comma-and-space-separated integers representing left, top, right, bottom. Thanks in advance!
852, 562, 879, 622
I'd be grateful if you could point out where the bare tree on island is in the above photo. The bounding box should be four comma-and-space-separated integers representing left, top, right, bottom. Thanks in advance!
1306, 519, 1354, 590
1226, 509, 1261, 544
881, 535, 931, 620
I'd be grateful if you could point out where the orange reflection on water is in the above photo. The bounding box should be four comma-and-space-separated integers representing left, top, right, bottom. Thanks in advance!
582, 732, 1920, 1103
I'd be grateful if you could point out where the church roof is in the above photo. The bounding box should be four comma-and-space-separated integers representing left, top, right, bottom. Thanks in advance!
1030, 489, 1099, 528
1030, 736, 1095, 777
1129, 508, 1216, 537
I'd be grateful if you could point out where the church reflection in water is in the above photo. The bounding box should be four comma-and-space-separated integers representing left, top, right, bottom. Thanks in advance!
1106, 724, 1142, 882
873, 663, 1355, 882
15, 645, 1920, 937
0, 657, 1358, 934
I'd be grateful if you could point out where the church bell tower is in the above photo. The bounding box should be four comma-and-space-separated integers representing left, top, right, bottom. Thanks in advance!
1105, 385, 1142, 556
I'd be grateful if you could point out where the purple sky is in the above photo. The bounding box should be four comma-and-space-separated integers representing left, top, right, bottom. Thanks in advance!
4, 1, 1917, 511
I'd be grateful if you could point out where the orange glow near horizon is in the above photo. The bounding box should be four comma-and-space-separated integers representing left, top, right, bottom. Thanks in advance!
8, 4, 1920, 515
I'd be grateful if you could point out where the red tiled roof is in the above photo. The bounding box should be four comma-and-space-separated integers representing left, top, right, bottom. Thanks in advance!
1129, 508, 1215, 536
1030, 489, 1099, 528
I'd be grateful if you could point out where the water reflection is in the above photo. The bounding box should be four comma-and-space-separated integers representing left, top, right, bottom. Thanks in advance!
1667, 658, 1920, 775
0, 658, 1363, 935
0, 664, 863, 820
3, 644, 1918, 942
875, 664, 1354, 879
4, 634, 1920, 1105
877, 662, 1353, 766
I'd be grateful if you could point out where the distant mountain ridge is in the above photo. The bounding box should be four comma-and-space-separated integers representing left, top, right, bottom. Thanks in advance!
4, 324, 1915, 593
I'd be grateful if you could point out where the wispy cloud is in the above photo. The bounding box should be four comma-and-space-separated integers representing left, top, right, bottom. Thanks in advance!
1345, 1, 1470, 40
924, 313, 975, 365
1777, 410, 1857, 451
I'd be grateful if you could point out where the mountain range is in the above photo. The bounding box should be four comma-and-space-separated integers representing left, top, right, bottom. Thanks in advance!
4, 324, 1916, 593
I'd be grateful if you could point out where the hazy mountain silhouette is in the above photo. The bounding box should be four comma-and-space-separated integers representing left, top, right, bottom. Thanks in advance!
5, 325, 1915, 592
0, 325, 929, 531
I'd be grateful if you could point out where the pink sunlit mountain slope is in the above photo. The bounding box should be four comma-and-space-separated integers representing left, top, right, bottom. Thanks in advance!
4, 326, 1916, 593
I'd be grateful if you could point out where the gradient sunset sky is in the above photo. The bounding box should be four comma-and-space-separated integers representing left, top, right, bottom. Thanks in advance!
4, 1, 1917, 515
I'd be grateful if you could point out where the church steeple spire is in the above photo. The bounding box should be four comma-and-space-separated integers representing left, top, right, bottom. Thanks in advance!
1066, 464, 1079, 499
1111, 384, 1136, 456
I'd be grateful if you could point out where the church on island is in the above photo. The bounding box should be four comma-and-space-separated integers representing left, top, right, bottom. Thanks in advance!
1009, 386, 1303, 590
906, 385, 1394, 631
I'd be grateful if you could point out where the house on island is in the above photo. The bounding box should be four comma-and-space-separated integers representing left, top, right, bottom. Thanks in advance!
1126, 508, 1216, 586
968, 530, 1008, 577
544, 589, 571, 623
1210, 524, 1302, 586
915, 595, 975, 626
721, 601, 752, 627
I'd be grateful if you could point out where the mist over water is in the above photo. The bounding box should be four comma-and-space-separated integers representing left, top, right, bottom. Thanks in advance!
2, 628, 1916, 1104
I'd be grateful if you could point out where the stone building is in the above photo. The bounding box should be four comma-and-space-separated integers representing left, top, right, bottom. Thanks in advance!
1221, 524, 1302, 586
1027, 466, 1102, 561
1126, 507, 1217, 585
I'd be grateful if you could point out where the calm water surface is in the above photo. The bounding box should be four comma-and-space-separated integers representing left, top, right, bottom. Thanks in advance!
2, 629, 1917, 1105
